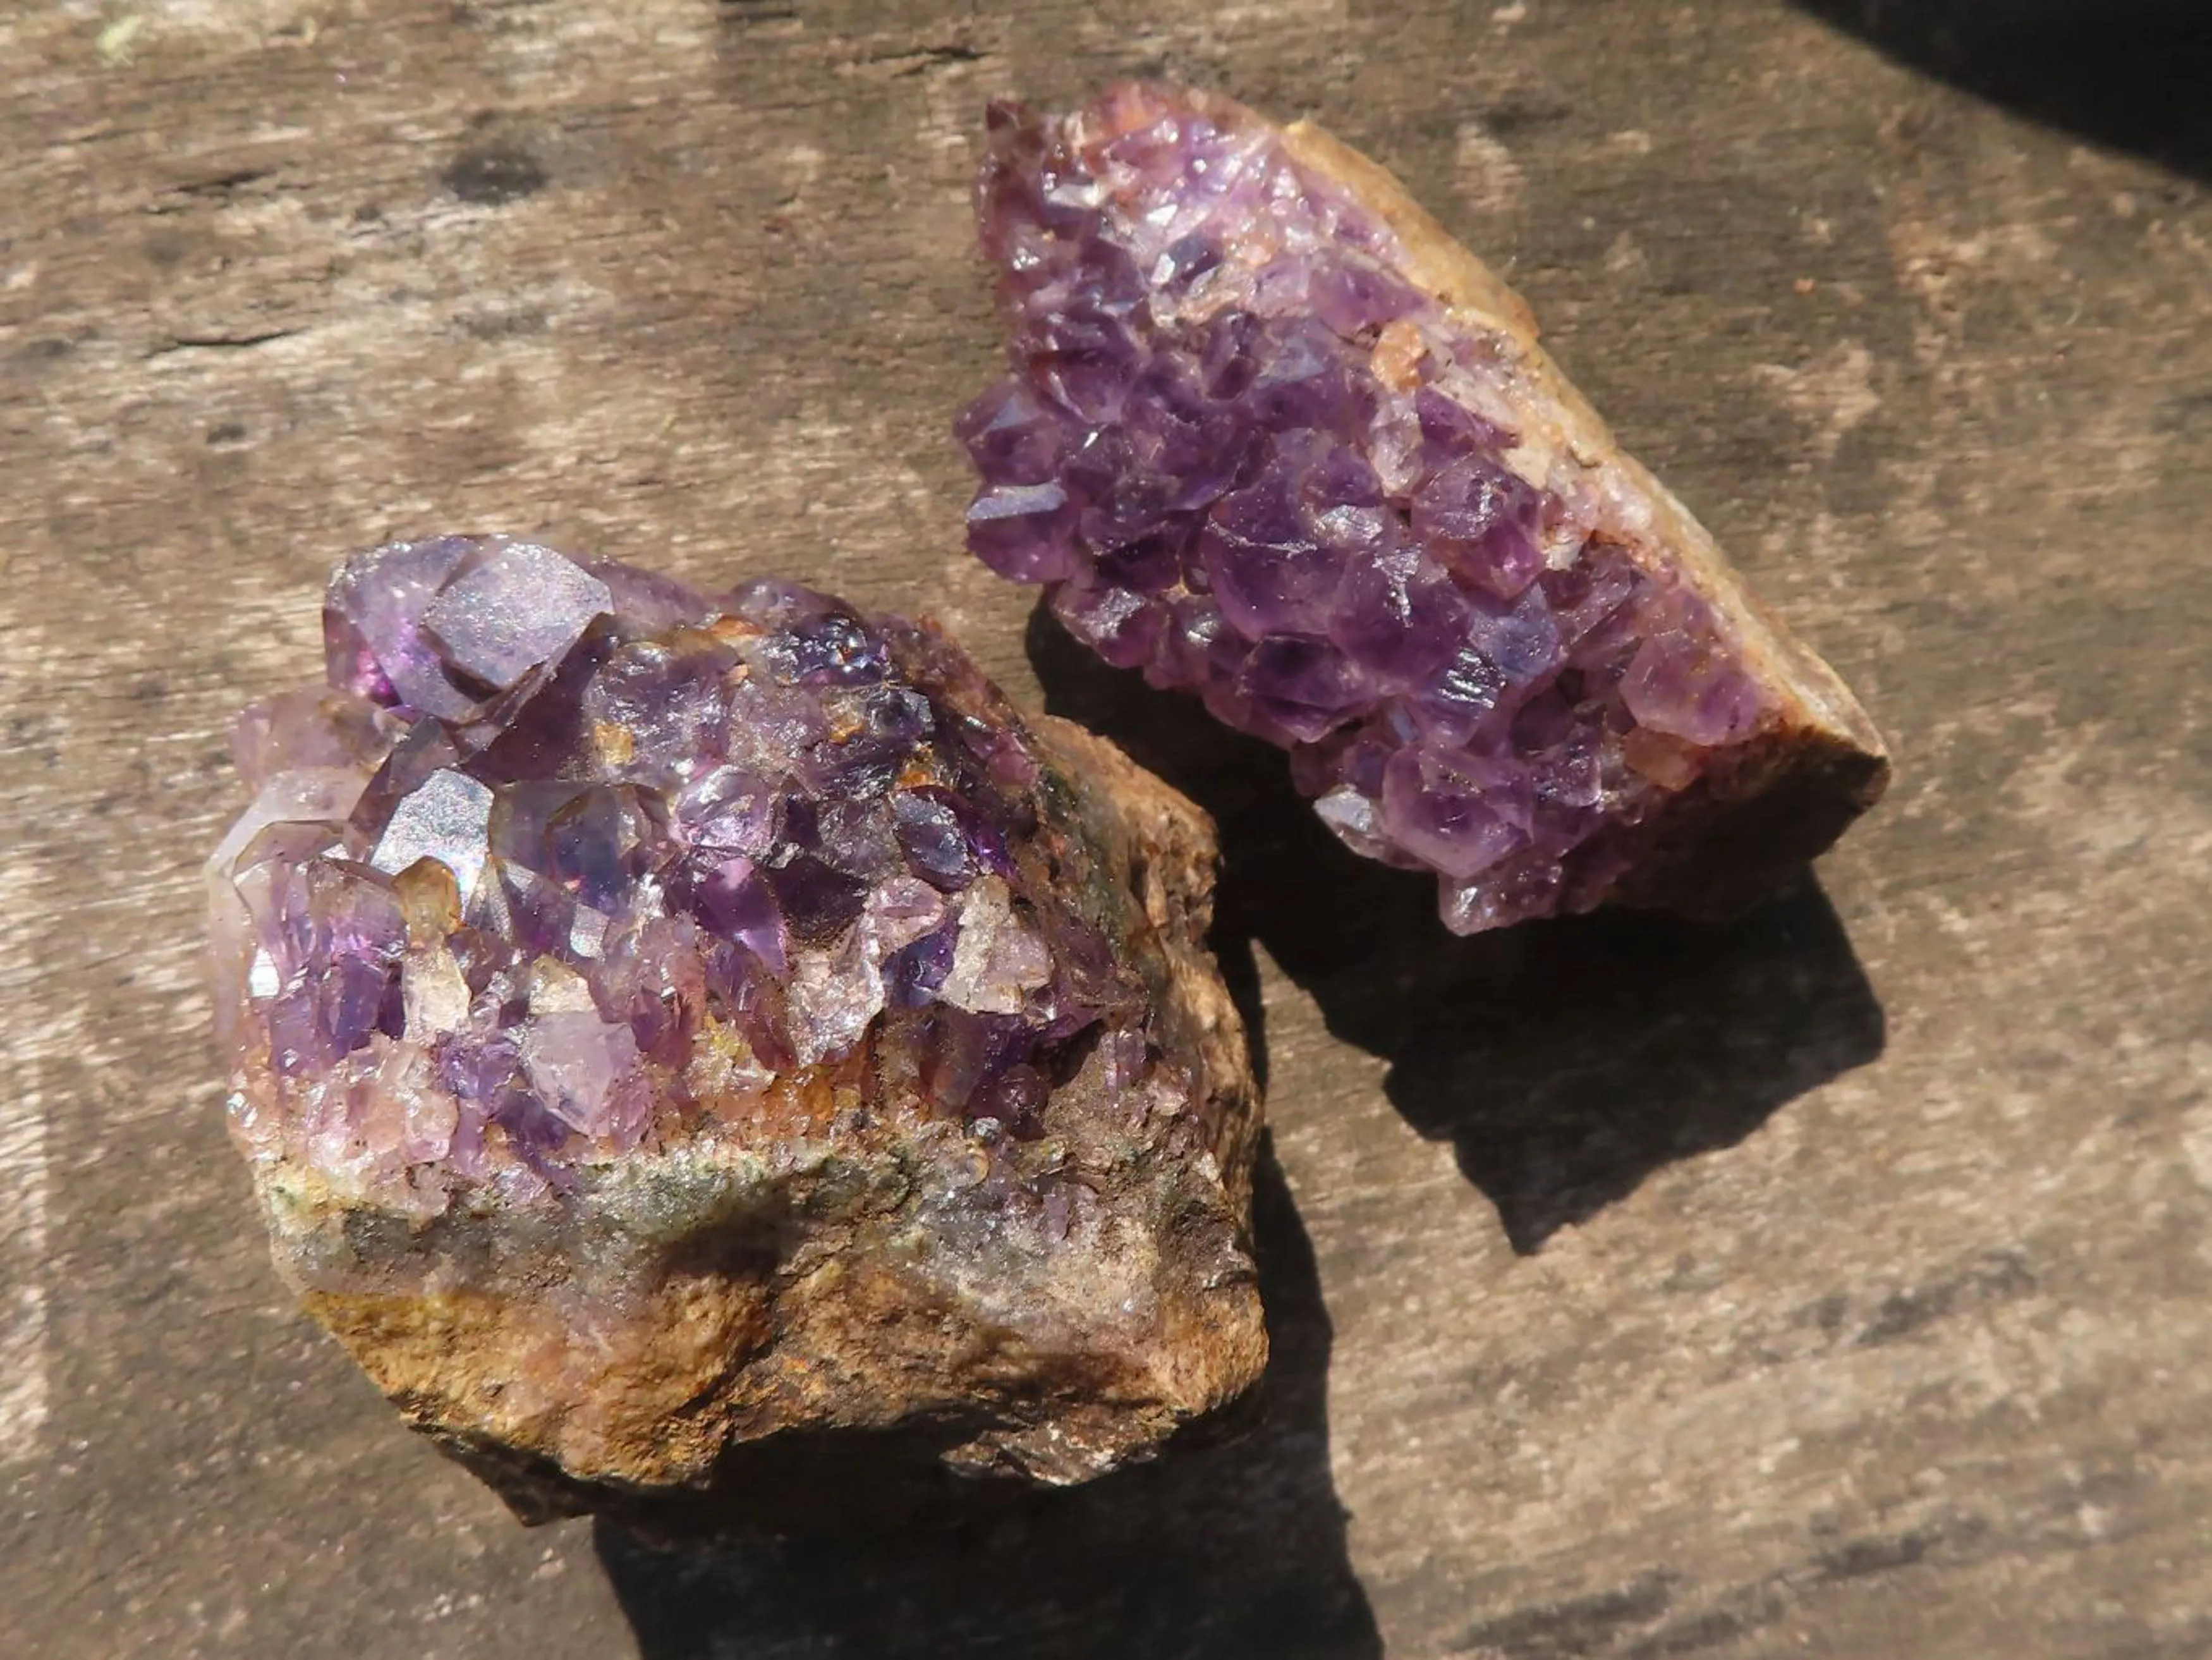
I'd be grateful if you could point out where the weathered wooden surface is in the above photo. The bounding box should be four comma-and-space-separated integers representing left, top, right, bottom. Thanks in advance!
4, 2, 2210, 1655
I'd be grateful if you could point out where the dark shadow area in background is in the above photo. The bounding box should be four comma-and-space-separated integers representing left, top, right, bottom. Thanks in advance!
1794, 0, 2212, 183
597, 1145, 1380, 1660
1029, 609, 1885, 1255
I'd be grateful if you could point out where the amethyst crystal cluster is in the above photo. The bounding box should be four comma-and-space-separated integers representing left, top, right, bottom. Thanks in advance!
959, 83, 1885, 931
214, 538, 1113, 1201
207, 536, 1261, 1513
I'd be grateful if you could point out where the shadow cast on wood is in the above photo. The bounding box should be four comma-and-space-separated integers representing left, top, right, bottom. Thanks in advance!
1027, 606, 1887, 1255
593, 1144, 1378, 1660
1792, 0, 2212, 184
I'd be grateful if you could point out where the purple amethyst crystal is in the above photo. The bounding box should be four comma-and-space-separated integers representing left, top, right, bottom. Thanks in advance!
960, 84, 1887, 931
207, 537, 1263, 1518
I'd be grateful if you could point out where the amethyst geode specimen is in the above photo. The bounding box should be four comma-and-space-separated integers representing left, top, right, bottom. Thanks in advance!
207, 536, 1261, 1520
960, 83, 1888, 931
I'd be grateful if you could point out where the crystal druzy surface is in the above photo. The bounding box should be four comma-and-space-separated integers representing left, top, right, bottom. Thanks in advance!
959, 83, 1877, 932
207, 537, 1261, 1510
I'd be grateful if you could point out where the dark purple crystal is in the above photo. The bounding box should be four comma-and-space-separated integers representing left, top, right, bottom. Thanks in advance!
958, 83, 1777, 932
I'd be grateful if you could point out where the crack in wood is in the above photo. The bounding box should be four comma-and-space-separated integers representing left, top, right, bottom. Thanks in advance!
146, 328, 303, 358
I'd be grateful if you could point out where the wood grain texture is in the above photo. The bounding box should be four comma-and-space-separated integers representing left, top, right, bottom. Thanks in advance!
4, 2, 2209, 1656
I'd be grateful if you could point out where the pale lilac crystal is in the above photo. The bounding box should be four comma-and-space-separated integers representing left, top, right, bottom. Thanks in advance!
422, 540, 611, 691
958, 83, 1779, 932
231, 689, 389, 790
208, 537, 1167, 1215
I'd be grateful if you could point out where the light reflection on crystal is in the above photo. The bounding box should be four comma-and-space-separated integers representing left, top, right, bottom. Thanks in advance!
368, 768, 496, 904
